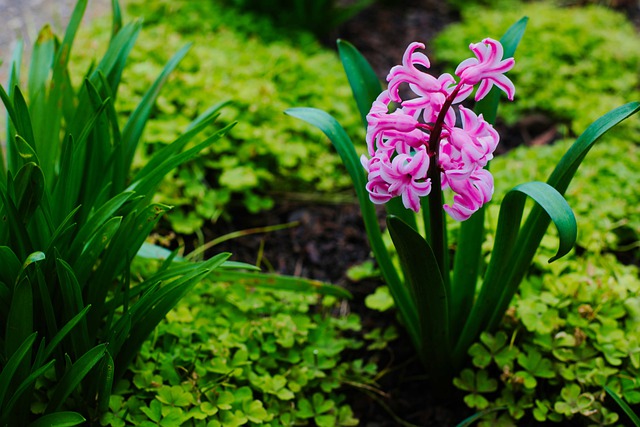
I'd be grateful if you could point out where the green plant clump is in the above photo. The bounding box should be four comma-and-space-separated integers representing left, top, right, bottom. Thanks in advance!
455, 252, 640, 426
74, 0, 363, 235
433, 2, 640, 135
100, 269, 377, 427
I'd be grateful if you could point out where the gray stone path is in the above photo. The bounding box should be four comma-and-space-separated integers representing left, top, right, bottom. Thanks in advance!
0, 0, 111, 81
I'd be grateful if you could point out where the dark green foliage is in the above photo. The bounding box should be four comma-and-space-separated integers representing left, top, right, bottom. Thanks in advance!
0, 1, 238, 423
220, 0, 374, 37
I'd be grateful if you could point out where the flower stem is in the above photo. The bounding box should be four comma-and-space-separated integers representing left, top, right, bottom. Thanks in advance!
425, 88, 459, 292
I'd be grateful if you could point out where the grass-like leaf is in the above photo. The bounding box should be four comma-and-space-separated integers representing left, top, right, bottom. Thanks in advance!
604, 386, 640, 426
387, 216, 449, 377
285, 107, 420, 347
455, 181, 576, 361
337, 39, 381, 127
45, 344, 108, 413
209, 270, 352, 299
27, 412, 86, 427
0, 332, 37, 409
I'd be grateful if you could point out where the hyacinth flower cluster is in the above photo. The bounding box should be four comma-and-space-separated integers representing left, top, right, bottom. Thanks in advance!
361, 38, 515, 220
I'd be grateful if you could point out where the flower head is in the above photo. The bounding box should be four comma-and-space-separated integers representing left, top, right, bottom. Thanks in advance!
362, 39, 515, 220
455, 38, 515, 101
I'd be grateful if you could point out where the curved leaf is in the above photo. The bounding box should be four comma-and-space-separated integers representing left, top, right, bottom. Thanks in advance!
604, 386, 640, 426
547, 102, 640, 194
387, 216, 449, 376
337, 39, 381, 127
0, 332, 37, 407
45, 344, 108, 413
285, 108, 419, 347
28, 412, 86, 427
455, 181, 576, 362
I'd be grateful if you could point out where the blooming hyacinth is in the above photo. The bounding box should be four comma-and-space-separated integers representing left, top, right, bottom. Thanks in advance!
361, 38, 515, 220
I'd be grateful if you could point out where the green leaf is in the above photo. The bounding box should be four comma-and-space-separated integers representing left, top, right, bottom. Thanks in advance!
548, 102, 640, 195
6, 275, 34, 359
45, 343, 108, 413
455, 181, 577, 364
387, 215, 450, 377
28, 412, 86, 427
285, 108, 418, 347
157, 385, 194, 407
0, 246, 21, 286
604, 386, 640, 426
0, 332, 37, 408
40, 305, 91, 363
68, 191, 135, 260
364, 286, 394, 312
72, 215, 122, 284
111, 0, 123, 39
3, 359, 55, 419
337, 39, 381, 127
121, 43, 192, 174
209, 270, 351, 299
12, 162, 44, 223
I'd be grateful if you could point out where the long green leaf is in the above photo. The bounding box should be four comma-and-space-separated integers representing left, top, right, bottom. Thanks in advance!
604, 386, 640, 426
95, 350, 114, 413
111, 0, 123, 39
387, 216, 449, 377
0, 332, 37, 408
127, 123, 236, 198
67, 191, 135, 260
115, 254, 230, 379
121, 43, 192, 174
455, 181, 576, 363
285, 107, 420, 347
548, 102, 640, 194
55, 259, 91, 356
209, 270, 352, 299
45, 344, 107, 413
5, 40, 23, 173
27, 25, 54, 107
72, 216, 122, 285
13, 162, 44, 225
6, 276, 34, 359
0, 246, 21, 286
337, 39, 381, 127
41, 305, 92, 363
3, 359, 56, 420
486, 102, 639, 333
28, 412, 86, 427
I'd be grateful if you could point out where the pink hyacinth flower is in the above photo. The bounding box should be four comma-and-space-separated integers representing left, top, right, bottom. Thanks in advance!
366, 91, 428, 156
378, 150, 431, 212
443, 168, 494, 221
456, 38, 515, 101
362, 38, 514, 221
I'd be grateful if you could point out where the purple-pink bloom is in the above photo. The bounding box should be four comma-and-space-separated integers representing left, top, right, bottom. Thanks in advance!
362, 38, 514, 220
443, 168, 494, 221
455, 38, 515, 101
